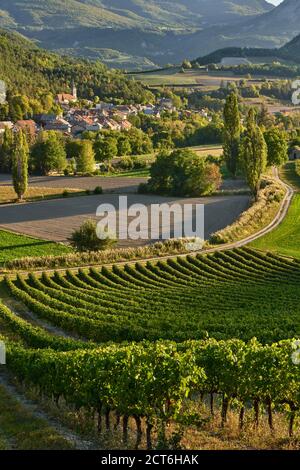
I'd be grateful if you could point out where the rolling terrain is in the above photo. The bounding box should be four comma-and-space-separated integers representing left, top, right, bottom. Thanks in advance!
1, 0, 295, 69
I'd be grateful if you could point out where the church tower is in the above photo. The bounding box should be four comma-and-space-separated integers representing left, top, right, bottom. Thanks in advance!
72, 81, 77, 100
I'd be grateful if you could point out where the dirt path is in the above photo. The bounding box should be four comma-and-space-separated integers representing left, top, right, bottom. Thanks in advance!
0, 370, 97, 450
2, 296, 80, 340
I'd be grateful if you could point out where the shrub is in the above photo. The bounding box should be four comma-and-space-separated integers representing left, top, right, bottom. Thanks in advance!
132, 156, 149, 169
119, 156, 134, 170
69, 220, 116, 253
5, 239, 193, 270
62, 190, 69, 198
138, 182, 149, 194
94, 186, 103, 195
210, 178, 285, 245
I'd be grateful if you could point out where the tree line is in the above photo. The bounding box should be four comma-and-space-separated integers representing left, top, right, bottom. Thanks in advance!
223, 92, 288, 199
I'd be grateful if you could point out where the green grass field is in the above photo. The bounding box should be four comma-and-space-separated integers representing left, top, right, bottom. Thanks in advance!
0, 230, 72, 265
0, 385, 73, 450
250, 194, 300, 259
280, 161, 300, 191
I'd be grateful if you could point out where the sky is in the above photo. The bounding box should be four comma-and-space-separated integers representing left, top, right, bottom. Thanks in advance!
267, 0, 283, 5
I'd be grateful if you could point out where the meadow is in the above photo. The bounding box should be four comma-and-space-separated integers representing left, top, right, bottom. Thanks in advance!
0, 230, 72, 264
251, 194, 300, 259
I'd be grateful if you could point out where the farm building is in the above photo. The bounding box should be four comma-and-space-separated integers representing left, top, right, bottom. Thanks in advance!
289, 146, 300, 160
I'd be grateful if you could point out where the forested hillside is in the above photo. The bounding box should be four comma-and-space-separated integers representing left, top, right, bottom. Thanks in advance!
194, 31, 300, 66
0, 30, 153, 103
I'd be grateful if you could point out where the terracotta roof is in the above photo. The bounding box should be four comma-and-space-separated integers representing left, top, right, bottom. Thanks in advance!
56, 93, 76, 103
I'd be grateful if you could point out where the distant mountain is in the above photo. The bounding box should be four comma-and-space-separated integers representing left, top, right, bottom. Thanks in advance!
281, 33, 300, 63
194, 31, 300, 67
0, 0, 275, 69
0, 1, 273, 31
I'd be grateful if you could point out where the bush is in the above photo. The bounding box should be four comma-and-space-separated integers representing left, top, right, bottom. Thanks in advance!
132, 156, 150, 169
210, 178, 285, 245
69, 220, 116, 253
62, 190, 69, 198
138, 182, 149, 194
94, 186, 103, 195
146, 149, 222, 197
119, 156, 134, 170
5, 239, 193, 270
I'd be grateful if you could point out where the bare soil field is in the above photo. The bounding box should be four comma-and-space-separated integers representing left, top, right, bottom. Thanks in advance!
0, 193, 249, 247
0, 175, 146, 194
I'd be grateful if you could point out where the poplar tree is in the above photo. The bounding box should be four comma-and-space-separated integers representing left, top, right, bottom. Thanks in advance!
240, 109, 267, 200
12, 130, 29, 201
0, 127, 14, 172
223, 92, 241, 177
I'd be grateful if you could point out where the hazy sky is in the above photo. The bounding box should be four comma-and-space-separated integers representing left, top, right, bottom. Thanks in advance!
267, 0, 283, 5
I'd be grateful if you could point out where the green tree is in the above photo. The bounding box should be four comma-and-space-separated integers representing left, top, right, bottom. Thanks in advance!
264, 127, 288, 167
69, 219, 116, 252
68, 140, 95, 174
94, 137, 118, 162
12, 130, 29, 201
9, 95, 31, 121
240, 109, 268, 200
181, 59, 192, 69
127, 128, 153, 155
147, 149, 222, 197
223, 92, 241, 177
117, 136, 132, 156
0, 127, 14, 172
31, 131, 67, 175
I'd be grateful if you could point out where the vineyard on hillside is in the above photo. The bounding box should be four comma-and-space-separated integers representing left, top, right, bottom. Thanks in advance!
0, 247, 299, 448
4, 247, 300, 343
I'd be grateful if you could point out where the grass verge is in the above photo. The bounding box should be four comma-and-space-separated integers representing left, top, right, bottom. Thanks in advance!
0, 229, 72, 265
0, 186, 84, 204
250, 193, 300, 259
208, 177, 285, 245
280, 162, 300, 192
0, 382, 73, 449
3, 239, 193, 271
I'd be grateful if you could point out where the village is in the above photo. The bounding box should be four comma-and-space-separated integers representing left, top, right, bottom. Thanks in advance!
0, 82, 210, 140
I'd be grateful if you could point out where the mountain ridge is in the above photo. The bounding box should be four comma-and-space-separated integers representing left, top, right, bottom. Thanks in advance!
1, 0, 299, 69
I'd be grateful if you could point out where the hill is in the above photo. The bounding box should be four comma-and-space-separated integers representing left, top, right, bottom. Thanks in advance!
0, 0, 272, 31
0, 0, 274, 69
0, 29, 153, 103
194, 30, 300, 66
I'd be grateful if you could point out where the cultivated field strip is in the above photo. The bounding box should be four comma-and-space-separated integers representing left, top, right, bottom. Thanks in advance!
3, 247, 300, 343
1, 246, 300, 445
